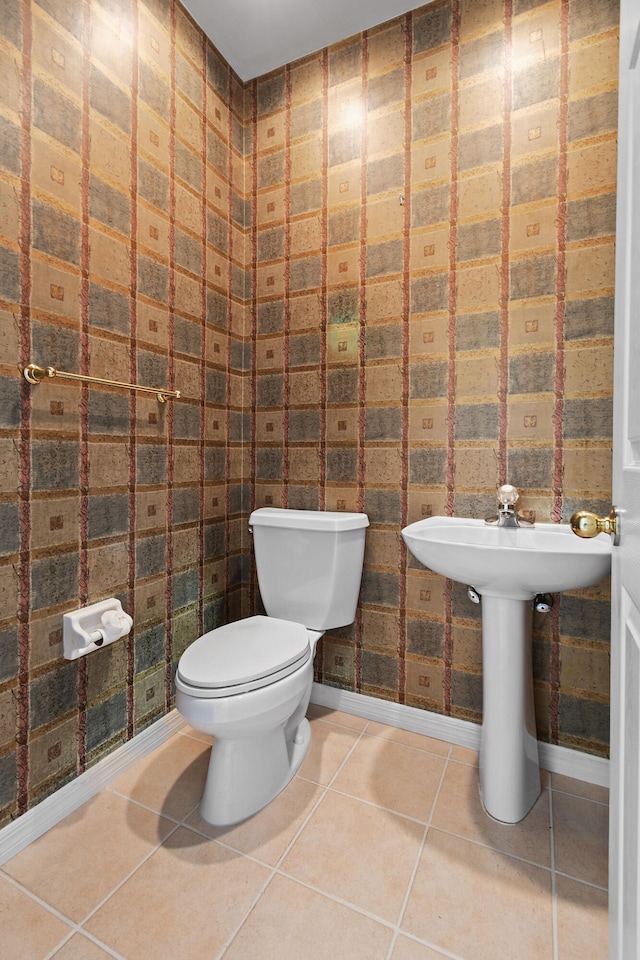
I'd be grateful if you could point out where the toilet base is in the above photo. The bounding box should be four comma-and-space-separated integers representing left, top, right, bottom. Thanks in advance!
200, 717, 311, 826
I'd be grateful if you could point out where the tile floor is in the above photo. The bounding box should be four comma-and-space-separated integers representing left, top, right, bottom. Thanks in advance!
0, 706, 609, 960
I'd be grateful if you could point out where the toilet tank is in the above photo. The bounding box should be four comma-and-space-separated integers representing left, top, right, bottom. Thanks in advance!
249, 508, 369, 631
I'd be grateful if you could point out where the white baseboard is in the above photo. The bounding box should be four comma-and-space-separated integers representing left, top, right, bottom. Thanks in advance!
0, 688, 609, 867
0, 710, 186, 866
311, 683, 609, 789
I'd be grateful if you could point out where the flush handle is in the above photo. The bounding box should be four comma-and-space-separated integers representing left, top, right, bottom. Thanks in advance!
570, 506, 619, 545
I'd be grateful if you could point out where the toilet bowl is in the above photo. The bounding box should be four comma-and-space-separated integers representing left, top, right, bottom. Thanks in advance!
175, 508, 369, 826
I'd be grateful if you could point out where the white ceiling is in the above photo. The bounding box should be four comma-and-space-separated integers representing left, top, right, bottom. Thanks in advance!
180, 0, 424, 82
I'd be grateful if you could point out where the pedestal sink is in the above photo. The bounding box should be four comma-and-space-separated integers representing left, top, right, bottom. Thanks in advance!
401, 517, 612, 823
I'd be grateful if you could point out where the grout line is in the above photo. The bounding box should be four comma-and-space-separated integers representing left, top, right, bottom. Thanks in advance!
356, 729, 456, 763
0, 869, 79, 928
550, 786, 610, 808
553, 870, 608, 893
305, 712, 370, 732
211, 788, 329, 959
69, 820, 183, 929
270, 717, 371, 864
549, 782, 560, 960
393, 930, 468, 960
384, 745, 452, 960
323, 718, 370, 786
43, 930, 78, 960
63, 930, 128, 960
177, 822, 285, 871
44, 929, 127, 960
4, 716, 611, 960
104, 785, 194, 826
213, 865, 277, 960
323, 785, 435, 828
426, 820, 554, 873
177, 729, 214, 746
214, 718, 371, 958
275, 867, 399, 929
2, 872, 128, 960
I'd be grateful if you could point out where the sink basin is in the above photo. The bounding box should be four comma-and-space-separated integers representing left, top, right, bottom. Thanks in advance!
401, 516, 611, 600
401, 515, 612, 823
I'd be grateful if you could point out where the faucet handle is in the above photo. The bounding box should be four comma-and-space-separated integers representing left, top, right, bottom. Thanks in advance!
497, 484, 519, 506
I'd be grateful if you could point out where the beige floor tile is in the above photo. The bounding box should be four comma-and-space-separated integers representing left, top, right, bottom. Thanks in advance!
185, 775, 324, 864
281, 790, 424, 923
178, 724, 214, 745
449, 744, 478, 765
551, 772, 609, 805
307, 703, 369, 730
390, 935, 451, 959
365, 721, 451, 757
222, 873, 393, 960
0, 874, 72, 960
109, 732, 210, 819
432, 760, 552, 867
402, 829, 553, 960
553, 791, 608, 887
297, 718, 360, 785
555, 875, 608, 960
331, 732, 446, 821
3, 791, 174, 923
85, 826, 270, 960
51, 933, 116, 959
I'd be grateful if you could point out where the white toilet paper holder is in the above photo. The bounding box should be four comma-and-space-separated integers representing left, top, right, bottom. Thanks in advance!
63, 598, 133, 660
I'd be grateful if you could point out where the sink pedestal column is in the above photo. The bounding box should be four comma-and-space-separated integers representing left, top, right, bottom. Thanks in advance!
479, 595, 541, 823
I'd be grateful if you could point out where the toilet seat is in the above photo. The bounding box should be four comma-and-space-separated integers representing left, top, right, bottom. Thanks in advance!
176, 615, 311, 699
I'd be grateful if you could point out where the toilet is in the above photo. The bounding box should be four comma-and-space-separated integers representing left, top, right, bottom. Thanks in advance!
175, 507, 369, 826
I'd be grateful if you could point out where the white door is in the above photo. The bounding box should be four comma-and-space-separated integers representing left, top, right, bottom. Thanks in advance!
609, 2, 640, 955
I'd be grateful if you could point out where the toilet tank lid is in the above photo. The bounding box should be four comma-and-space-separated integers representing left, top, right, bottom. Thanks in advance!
249, 507, 369, 531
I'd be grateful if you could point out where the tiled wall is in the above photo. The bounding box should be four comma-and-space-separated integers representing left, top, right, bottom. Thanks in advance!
0, 0, 250, 825
0, 0, 618, 826
245, 0, 618, 756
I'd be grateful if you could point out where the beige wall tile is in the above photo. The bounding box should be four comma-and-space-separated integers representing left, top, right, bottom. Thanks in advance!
257, 186, 285, 225
507, 399, 555, 440
404, 658, 446, 710
512, 6, 561, 66
569, 35, 619, 98
458, 167, 502, 220
412, 49, 452, 99
368, 20, 406, 74
510, 199, 558, 255
508, 301, 556, 347
91, 118, 133, 186
564, 343, 614, 394
410, 226, 450, 272
31, 260, 81, 321
460, 0, 504, 38
328, 161, 362, 206
568, 138, 618, 195
456, 262, 501, 312
290, 137, 323, 179
366, 277, 404, 321
409, 401, 448, 442
411, 136, 451, 187
257, 112, 286, 151
563, 447, 613, 493
566, 242, 615, 295
409, 316, 449, 356
511, 102, 559, 158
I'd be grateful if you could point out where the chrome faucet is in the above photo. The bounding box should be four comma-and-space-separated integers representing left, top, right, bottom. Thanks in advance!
485, 485, 535, 528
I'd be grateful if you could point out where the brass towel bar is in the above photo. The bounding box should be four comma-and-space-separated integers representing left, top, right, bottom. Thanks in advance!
23, 363, 181, 403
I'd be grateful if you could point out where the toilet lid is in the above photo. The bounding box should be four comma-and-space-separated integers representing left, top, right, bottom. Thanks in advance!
177, 616, 311, 693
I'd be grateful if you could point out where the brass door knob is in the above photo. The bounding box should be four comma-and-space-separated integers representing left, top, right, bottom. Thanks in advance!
570, 507, 618, 542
